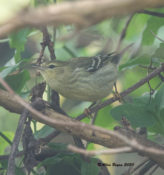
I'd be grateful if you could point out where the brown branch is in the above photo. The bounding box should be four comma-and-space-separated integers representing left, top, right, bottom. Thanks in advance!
0, 0, 164, 38
37, 27, 56, 64
7, 109, 29, 175
68, 145, 132, 156
41, 27, 56, 60
77, 64, 164, 120
116, 14, 134, 51
139, 9, 164, 17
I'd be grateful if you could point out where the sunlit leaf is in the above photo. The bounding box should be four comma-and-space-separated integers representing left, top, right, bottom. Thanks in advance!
5, 70, 30, 93
153, 84, 164, 112
119, 54, 150, 70
9, 28, 31, 62
142, 8, 164, 45
111, 103, 156, 127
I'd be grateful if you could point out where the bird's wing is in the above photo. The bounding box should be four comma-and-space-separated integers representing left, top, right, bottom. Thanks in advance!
70, 53, 120, 72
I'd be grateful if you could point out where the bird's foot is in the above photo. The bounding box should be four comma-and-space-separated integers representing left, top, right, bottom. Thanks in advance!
113, 82, 122, 102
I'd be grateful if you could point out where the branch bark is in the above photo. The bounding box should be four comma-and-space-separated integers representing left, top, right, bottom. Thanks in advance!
0, 0, 164, 38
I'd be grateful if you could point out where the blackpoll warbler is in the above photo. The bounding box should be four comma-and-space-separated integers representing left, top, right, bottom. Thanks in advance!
35, 46, 131, 102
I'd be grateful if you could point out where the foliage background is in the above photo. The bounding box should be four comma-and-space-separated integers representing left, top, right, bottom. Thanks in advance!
0, 0, 164, 175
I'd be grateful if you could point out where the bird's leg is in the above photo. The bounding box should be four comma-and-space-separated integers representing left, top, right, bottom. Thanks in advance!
113, 82, 122, 102
84, 101, 97, 118
90, 111, 98, 125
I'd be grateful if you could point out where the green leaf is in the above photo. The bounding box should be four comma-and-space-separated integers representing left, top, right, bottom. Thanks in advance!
149, 110, 164, 135
153, 84, 164, 112
39, 154, 82, 175
34, 125, 54, 139
40, 156, 62, 166
95, 105, 118, 129
0, 131, 14, 154
0, 63, 20, 78
0, 159, 8, 170
15, 167, 26, 175
119, 54, 150, 70
111, 103, 156, 127
5, 70, 30, 93
142, 9, 164, 45
152, 43, 164, 60
126, 14, 150, 41
48, 143, 67, 152
81, 158, 99, 175
9, 28, 31, 62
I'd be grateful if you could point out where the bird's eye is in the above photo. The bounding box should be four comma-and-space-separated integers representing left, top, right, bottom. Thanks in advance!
48, 64, 56, 69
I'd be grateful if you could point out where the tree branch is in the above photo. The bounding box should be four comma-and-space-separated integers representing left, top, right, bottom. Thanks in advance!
68, 145, 132, 156
7, 109, 29, 175
139, 9, 164, 17
0, 0, 164, 38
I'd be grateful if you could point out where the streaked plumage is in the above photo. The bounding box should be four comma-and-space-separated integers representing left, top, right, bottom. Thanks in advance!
39, 53, 120, 102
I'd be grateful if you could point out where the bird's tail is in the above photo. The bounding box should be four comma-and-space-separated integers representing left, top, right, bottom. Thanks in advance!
111, 43, 133, 65
119, 43, 134, 56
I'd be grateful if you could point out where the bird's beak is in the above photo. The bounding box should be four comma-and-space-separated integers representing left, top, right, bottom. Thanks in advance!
31, 64, 44, 71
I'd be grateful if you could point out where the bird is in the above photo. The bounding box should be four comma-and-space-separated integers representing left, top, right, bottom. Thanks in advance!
36, 53, 120, 102
33, 44, 132, 102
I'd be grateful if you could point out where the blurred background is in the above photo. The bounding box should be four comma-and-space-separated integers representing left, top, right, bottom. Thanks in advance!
0, 0, 164, 174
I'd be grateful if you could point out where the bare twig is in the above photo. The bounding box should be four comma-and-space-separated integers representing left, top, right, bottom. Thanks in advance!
63, 45, 77, 57
139, 10, 164, 17
138, 160, 156, 175
37, 27, 56, 64
7, 109, 29, 175
0, 132, 12, 145
150, 30, 164, 43
41, 27, 56, 60
127, 158, 149, 174
149, 165, 159, 175
68, 145, 132, 156
116, 14, 134, 51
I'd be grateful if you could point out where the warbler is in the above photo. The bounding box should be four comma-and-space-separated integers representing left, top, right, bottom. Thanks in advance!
34, 46, 131, 102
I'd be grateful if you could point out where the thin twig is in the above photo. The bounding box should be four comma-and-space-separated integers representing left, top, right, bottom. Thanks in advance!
37, 27, 56, 64
150, 30, 164, 43
0, 132, 12, 145
149, 165, 159, 175
139, 10, 164, 17
68, 145, 132, 156
7, 109, 29, 175
63, 45, 77, 57
127, 158, 149, 174
116, 14, 134, 51
147, 59, 155, 102
138, 160, 156, 175
41, 27, 56, 60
